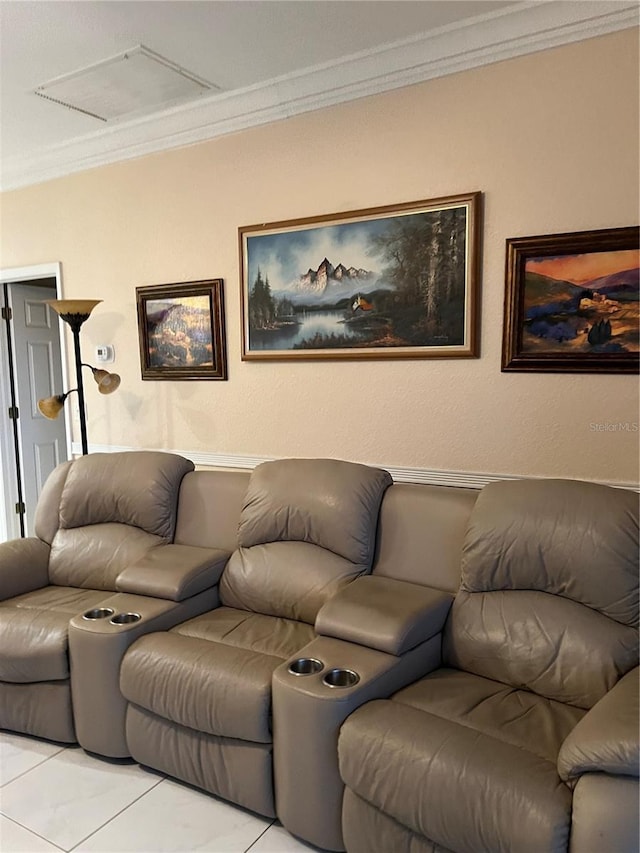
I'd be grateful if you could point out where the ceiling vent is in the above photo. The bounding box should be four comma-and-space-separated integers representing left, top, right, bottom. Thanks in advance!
33, 45, 219, 122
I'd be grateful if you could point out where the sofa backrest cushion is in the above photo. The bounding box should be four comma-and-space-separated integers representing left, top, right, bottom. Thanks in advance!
221, 541, 365, 624
459, 479, 639, 627
220, 458, 392, 623
372, 483, 478, 592
445, 479, 639, 709
236, 458, 392, 565
47, 451, 194, 590
57, 452, 194, 540
174, 470, 250, 552
49, 524, 165, 590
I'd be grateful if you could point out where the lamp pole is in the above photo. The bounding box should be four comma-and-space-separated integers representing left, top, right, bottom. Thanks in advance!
69, 319, 88, 455
47, 299, 102, 456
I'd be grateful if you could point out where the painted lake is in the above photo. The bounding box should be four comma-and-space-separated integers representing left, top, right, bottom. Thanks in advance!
249, 309, 370, 350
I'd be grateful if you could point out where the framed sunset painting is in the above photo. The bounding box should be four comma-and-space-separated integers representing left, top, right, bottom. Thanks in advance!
502, 227, 639, 373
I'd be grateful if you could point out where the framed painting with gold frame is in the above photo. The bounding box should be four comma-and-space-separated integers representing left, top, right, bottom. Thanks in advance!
136, 279, 227, 380
239, 193, 482, 360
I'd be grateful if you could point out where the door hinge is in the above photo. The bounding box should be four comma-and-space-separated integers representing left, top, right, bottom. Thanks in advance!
15, 502, 25, 515
8, 406, 19, 420
1, 306, 12, 321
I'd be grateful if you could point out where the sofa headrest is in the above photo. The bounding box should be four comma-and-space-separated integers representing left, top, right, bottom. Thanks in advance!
58, 451, 195, 542
462, 478, 639, 628
237, 458, 392, 566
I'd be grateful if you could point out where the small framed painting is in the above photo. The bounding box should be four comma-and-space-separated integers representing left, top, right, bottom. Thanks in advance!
136, 279, 227, 380
239, 193, 482, 360
502, 226, 639, 374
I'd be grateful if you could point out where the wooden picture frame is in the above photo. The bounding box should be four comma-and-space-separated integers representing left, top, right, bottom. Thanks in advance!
136, 279, 227, 380
239, 192, 482, 360
502, 227, 639, 374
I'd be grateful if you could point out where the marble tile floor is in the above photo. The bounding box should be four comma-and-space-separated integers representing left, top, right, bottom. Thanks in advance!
0, 732, 324, 853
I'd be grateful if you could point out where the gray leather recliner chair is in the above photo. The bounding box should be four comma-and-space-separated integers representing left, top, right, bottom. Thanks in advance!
120, 458, 392, 817
339, 478, 639, 853
0, 451, 227, 748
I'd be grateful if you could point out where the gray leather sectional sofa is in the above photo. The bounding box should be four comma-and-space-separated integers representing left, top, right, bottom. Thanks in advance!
0, 451, 637, 853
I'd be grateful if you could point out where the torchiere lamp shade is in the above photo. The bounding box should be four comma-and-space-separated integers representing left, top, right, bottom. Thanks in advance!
47, 299, 102, 318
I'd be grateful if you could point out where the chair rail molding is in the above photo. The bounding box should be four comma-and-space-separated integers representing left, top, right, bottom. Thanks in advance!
71, 443, 640, 493
2, 1, 637, 190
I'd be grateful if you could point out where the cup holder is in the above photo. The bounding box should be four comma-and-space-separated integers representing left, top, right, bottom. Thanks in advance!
82, 607, 115, 621
322, 668, 360, 688
288, 657, 324, 676
109, 612, 142, 625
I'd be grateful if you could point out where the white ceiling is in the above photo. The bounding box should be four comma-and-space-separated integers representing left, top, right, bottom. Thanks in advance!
0, 0, 637, 190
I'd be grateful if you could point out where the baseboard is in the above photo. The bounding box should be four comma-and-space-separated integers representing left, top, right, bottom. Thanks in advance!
71, 442, 640, 492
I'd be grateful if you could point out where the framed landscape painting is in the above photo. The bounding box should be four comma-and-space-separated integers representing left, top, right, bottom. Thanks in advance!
239, 193, 481, 360
136, 279, 227, 380
502, 227, 639, 374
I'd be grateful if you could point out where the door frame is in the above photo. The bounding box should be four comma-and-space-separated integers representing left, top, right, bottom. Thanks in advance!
0, 262, 71, 540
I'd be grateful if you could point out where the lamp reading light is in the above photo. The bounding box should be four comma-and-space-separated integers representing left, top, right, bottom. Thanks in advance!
37, 299, 120, 454
88, 366, 121, 394
38, 392, 73, 420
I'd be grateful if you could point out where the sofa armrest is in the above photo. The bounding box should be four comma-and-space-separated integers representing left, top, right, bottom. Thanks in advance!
115, 544, 230, 602
315, 575, 453, 655
558, 666, 639, 784
570, 774, 639, 853
0, 538, 50, 601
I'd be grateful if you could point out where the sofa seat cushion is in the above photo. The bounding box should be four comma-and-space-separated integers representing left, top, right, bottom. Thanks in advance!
121, 609, 313, 744
174, 606, 315, 658
126, 704, 276, 817
0, 586, 108, 682
393, 668, 585, 764
0, 680, 76, 742
342, 788, 456, 853
339, 697, 573, 853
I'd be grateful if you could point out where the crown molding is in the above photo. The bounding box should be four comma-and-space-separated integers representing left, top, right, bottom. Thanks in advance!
71, 442, 640, 492
2, 1, 637, 191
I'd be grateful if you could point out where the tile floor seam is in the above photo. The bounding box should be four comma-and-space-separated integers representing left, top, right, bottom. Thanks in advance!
0, 811, 67, 851
1, 735, 321, 852
0, 743, 66, 788
66, 774, 166, 852
243, 819, 277, 852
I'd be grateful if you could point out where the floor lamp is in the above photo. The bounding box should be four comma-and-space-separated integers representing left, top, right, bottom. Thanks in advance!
38, 299, 120, 455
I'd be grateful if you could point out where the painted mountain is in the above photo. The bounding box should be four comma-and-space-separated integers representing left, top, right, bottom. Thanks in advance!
287, 257, 377, 303
524, 272, 586, 310
584, 267, 639, 296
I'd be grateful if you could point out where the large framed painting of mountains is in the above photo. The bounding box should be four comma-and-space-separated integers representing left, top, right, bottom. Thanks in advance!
239, 193, 481, 360
136, 279, 227, 380
502, 227, 639, 374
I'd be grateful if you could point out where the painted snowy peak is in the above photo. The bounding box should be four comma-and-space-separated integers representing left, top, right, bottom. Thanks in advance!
292, 257, 376, 297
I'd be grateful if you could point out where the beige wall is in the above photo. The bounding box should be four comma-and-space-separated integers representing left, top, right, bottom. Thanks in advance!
2, 29, 639, 485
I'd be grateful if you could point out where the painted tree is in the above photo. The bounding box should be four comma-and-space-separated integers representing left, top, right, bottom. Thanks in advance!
369, 208, 467, 339
275, 297, 295, 318
249, 269, 275, 329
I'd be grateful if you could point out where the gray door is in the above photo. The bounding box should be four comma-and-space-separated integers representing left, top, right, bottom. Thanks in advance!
6, 281, 68, 535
